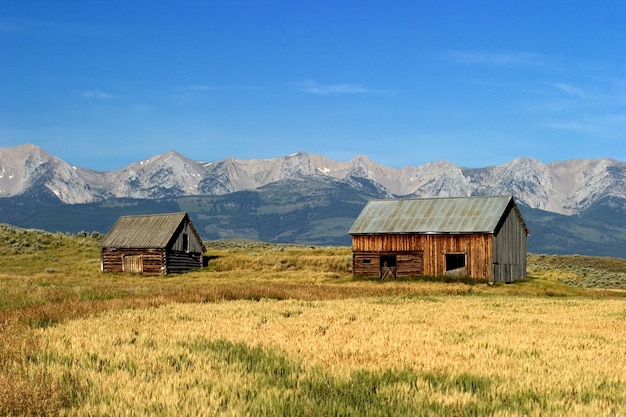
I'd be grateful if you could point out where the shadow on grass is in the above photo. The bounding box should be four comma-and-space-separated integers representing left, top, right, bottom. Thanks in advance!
181, 337, 587, 417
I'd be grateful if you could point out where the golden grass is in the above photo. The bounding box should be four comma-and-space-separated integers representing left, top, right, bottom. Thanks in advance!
33, 296, 626, 416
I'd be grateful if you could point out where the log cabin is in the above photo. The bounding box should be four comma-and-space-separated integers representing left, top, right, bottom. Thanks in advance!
349, 195, 528, 282
101, 212, 205, 275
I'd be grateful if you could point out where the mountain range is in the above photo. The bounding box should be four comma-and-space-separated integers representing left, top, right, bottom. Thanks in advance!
2, 143, 626, 257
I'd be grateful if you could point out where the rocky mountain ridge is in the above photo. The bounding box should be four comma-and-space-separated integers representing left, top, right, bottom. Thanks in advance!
2, 143, 626, 216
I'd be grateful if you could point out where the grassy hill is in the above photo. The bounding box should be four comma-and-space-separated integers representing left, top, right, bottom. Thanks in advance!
1, 224, 625, 312
519, 196, 626, 258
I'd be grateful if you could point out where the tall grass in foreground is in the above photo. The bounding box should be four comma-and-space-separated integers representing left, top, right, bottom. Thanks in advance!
21, 296, 626, 416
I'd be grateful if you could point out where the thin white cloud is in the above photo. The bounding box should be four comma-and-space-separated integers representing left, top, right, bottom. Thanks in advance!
184, 85, 216, 92
447, 50, 543, 67
81, 90, 113, 100
545, 116, 624, 138
553, 83, 586, 98
171, 84, 262, 103
1, 17, 120, 37
291, 80, 370, 95
546, 121, 594, 132
182, 84, 262, 93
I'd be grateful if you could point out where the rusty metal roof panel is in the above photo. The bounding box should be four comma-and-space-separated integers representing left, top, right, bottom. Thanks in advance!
101, 212, 187, 248
349, 196, 514, 235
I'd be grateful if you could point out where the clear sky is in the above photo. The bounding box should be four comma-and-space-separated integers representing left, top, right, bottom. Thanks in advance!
2, 1, 625, 171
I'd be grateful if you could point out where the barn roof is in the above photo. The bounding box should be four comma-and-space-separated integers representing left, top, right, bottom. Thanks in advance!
349, 195, 527, 235
101, 212, 197, 249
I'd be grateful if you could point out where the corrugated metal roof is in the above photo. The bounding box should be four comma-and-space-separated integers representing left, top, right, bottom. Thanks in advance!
349, 195, 518, 235
100, 212, 188, 248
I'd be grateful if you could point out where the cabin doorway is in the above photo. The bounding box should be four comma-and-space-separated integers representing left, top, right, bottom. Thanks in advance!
380, 255, 397, 280
122, 255, 143, 274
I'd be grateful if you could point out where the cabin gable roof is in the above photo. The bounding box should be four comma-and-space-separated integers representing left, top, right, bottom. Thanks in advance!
349, 195, 527, 235
100, 212, 203, 249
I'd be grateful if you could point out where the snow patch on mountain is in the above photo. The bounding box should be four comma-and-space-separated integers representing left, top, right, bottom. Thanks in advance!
2, 144, 626, 216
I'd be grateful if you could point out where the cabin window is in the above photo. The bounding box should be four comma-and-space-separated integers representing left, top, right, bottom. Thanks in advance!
362, 259, 371, 264
445, 253, 466, 271
182, 234, 189, 252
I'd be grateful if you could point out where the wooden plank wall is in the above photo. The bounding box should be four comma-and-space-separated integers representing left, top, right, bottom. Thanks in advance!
397, 252, 424, 276
101, 248, 166, 274
122, 255, 143, 274
353, 252, 423, 278
493, 208, 527, 282
169, 220, 205, 253
352, 233, 493, 280
353, 253, 382, 277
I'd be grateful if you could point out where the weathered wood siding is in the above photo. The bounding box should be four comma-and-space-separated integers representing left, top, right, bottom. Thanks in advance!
165, 251, 204, 274
170, 221, 205, 253
352, 233, 494, 280
101, 248, 166, 275
397, 252, 423, 276
492, 206, 527, 282
353, 252, 383, 277
353, 251, 423, 278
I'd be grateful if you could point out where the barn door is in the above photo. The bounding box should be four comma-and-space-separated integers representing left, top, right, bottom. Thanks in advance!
380, 255, 397, 280
122, 255, 143, 274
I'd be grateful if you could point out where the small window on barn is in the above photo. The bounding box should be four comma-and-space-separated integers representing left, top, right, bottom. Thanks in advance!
182, 234, 189, 252
445, 253, 466, 271
362, 259, 371, 264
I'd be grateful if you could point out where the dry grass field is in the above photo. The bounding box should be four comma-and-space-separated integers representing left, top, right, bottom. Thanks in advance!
1, 226, 626, 416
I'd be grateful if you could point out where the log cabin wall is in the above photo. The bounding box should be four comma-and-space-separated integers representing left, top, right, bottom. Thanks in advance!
165, 251, 204, 274
353, 252, 383, 277
101, 248, 166, 275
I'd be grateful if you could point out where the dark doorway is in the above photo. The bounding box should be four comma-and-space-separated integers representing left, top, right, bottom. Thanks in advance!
380, 255, 397, 280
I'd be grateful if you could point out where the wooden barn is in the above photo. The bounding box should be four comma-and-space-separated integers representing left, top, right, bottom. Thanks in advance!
101, 212, 206, 275
349, 195, 529, 283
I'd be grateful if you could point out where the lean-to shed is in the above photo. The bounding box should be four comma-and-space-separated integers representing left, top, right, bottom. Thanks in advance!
349, 195, 528, 282
101, 212, 206, 275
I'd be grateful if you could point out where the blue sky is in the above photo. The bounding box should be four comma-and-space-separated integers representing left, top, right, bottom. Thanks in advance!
2, 1, 625, 171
